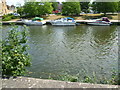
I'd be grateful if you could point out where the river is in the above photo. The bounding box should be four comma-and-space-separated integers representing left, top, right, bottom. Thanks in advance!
2, 25, 119, 82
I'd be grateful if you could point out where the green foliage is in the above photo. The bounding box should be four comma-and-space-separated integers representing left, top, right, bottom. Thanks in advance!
2, 14, 12, 21
80, 2, 90, 13
2, 16, 11, 21
23, 2, 53, 17
2, 14, 19, 21
109, 70, 120, 85
32, 72, 78, 82
92, 2, 118, 15
23, 2, 37, 17
62, 2, 81, 16
118, 1, 120, 12
45, 70, 119, 85
17, 7, 24, 16
2, 25, 31, 77
59, 74, 78, 82
38, 2, 53, 15
113, 2, 119, 12
52, 2, 59, 11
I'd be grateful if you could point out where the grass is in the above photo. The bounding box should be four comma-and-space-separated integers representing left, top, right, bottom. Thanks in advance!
43, 13, 119, 20
2, 14, 20, 21
111, 13, 120, 20
27, 69, 119, 85
48, 71, 119, 85
43, 15, 66, 20
3, 13, 119, 21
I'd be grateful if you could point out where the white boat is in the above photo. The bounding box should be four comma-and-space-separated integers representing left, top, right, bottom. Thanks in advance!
23, 20, 46, 26
22, 17, 46, 26
50, 17, 76, 26
87, 17, 112, 26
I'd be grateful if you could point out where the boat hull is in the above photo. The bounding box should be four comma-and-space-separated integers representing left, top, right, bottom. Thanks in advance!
51, 21, 76, 26
87, 22, 111, 26
23, 20, 46, 26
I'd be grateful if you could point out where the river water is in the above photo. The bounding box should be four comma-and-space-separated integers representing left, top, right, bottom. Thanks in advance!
2, 25, 119, 81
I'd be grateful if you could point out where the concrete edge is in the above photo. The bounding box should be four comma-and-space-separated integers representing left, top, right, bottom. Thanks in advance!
2, 77, 119, 88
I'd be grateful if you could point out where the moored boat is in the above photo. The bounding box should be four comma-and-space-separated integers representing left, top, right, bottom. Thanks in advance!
87, 17, 112, 26
22, 17, 46, 26
50, 17, 76, 26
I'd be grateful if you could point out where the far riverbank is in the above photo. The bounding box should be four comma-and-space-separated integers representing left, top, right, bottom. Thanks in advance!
2, 14, 120, 25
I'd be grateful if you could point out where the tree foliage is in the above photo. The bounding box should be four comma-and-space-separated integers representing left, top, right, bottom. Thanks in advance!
23, 2, 53, 17
52, 2, 59, 11
118, 1, 120, 12
80, 2, 90, 13
62, 2, 81, 16
92, 2, 118, 15
2, 25, 31, 77
17, 7, 24, 16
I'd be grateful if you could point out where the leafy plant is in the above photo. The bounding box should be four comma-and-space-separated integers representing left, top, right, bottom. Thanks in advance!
109, 70, 120, 85
2, 25, 31, 78
45, 70, 119, 85
2, 14, 19, 21
60, 74, 78, 82
2, 16, 12, 21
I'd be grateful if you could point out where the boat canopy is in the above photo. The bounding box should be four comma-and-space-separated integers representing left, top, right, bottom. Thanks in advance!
64, 17, 74, 20
63, 17, 75, 22
32, 17, 44, 21
102, 17, 110, 22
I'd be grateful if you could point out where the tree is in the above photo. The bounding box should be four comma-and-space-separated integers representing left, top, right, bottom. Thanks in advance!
112, 2, 119, 12
23, 2, 53, 17
23, 2, 37, 17
52, 2, 59, 11
17, 7, 24, 16
62, 2, 81, 16
118, 1, 120, 12
38, 2, 53, 15
2, 25, 31, 77
92, 2, 118, 15
80, 2, 90, 13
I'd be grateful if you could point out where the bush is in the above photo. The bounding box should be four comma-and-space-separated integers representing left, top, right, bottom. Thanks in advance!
2, 25, 31, 78
46, 70, 119, 85
60, 74, 78, 82
2, 14, 20, 21
56, 13, 62, 15
2, 16, 11, 21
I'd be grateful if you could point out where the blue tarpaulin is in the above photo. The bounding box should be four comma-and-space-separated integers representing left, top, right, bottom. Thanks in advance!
63, 17, 75, 22
66, 17, 74, 20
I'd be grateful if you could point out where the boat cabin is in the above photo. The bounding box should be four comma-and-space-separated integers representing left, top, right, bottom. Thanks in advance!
102, 17, 110, 22
32, 17, 43, 22
63, 17, 75, 22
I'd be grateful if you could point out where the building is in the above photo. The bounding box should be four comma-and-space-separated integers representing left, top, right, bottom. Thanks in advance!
0, 0, 9, 16
58, 2, 62, 12
7, 5, 17, 14
52, 2, 62, 14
